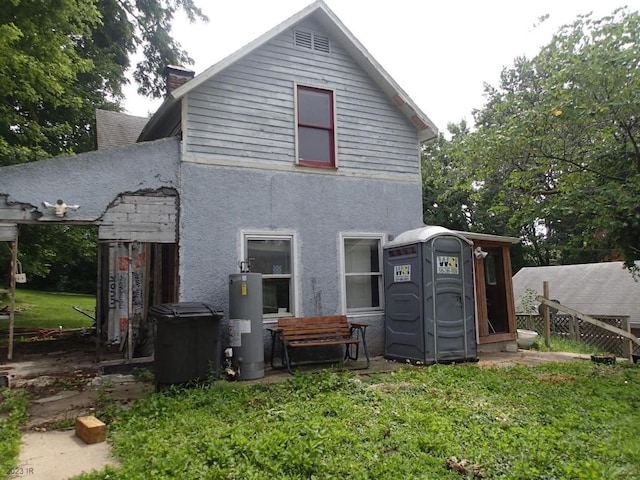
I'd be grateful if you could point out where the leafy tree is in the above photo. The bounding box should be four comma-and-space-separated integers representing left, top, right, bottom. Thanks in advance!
16, 225, 98, 294
0, 0, 207, 292
0, 0, 101, 164
421, 121, 474, 231
0, 0, 207, 165
423, 8, 640, 272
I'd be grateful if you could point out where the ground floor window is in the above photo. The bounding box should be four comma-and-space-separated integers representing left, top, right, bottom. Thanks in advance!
244, 234, 294, 317
342, 235, 383, 312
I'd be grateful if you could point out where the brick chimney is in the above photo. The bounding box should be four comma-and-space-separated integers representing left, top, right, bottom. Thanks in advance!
163, 65, 195, 96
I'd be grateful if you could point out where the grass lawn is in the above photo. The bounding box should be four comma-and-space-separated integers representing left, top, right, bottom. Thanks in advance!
0, 289, 95, 331
532, 335, 607, 355
72, 362, 640, 480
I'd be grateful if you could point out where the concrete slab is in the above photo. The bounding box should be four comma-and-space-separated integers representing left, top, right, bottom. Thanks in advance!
32, 390, 82, 405
10, 430, 119, 480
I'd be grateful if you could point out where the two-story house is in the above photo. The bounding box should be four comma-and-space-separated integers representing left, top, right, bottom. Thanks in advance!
0, 1, 437, 361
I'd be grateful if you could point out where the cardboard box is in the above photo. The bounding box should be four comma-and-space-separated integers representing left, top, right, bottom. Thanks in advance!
75, 415, 106, 444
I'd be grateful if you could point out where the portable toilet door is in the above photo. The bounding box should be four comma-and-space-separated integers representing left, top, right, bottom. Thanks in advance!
426, 232, 476, 363
384, 226, 477, 364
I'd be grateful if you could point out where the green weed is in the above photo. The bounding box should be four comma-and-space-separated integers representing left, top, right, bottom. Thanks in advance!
0, 388, 29, 478
95, 381, 123, 424
73, 363, 640, 479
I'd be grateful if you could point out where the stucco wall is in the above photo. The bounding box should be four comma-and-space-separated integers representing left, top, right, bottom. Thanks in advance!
178, 162, 424, 357
0, 137, 180, 221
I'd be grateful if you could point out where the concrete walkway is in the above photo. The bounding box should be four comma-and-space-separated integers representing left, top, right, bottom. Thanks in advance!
8, 350, 596, 480
11, 431, 118, 480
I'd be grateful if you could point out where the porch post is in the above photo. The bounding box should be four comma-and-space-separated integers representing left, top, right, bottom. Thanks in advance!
8, 238, 17, 360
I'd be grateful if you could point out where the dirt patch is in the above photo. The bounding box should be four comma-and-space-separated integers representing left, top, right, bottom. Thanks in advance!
534, 373, 576, 384
1, 332, 152, 430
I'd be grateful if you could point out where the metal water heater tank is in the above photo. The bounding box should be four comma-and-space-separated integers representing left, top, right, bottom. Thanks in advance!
229, 272, 264, 380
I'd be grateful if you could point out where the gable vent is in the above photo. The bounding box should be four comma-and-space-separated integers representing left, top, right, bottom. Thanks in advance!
294, 29, 330, 53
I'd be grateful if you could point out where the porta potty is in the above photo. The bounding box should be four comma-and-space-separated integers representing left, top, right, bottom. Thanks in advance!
384, 226, 477, 364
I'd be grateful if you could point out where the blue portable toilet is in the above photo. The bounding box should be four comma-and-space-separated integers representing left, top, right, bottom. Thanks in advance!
383, 226, 478, 364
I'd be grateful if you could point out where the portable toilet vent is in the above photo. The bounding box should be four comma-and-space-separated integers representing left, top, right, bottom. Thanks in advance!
383, 226, 477, 364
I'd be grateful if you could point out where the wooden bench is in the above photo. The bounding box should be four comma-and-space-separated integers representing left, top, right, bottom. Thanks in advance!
269, 315, 369, 374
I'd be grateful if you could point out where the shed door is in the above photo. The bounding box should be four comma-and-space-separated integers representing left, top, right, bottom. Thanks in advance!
426, 237, 473, 362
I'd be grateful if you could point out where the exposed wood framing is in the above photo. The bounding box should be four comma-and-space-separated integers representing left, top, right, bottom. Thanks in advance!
1, 231, 18, 361
0, 200, 38, 222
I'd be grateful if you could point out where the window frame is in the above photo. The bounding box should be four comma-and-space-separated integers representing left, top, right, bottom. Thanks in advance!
294, 83, 337, 168
339, 233, 385, 315
241, 231, 297, 321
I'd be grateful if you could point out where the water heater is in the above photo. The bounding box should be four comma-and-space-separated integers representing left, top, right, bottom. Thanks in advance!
228, 272, 264, 380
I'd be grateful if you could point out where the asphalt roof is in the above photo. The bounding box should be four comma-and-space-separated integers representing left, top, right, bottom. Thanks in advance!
95, 109, 149, 150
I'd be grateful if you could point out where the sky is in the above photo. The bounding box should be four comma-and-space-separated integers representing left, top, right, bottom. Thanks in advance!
123, 0, 639, 133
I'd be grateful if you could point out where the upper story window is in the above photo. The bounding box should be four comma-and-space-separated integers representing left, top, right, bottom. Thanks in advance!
296, 85, 336, 168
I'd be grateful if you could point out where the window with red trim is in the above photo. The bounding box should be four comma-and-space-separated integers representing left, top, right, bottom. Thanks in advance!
297, 86, 335, 167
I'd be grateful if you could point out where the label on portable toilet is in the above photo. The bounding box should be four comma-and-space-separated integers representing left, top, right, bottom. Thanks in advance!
229, 318, 251, 347
393, 265, 411, 282
436, 256, 459, 275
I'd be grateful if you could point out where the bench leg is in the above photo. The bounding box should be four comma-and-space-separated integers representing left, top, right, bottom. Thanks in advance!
361, 335, 370, 369
345, 327, 370, 370
283, 344, 294, 375
269, 331, 286, 370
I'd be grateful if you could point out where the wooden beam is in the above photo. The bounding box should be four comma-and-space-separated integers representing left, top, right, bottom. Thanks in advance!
542, 282, 550, 348
7, 239, 17, 360
536, 296, 640, 348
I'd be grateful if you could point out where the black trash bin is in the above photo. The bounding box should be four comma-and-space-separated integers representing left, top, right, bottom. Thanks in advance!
148, 302, 223, 389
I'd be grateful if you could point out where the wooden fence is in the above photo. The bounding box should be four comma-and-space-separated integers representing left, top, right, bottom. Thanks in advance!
517, 313, 636, 357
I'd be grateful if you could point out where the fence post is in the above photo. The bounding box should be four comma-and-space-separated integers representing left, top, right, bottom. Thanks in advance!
543, 281, 551, 348
622, 317, 632, 362
571, 316, 580, 342
568, 315, 574, 341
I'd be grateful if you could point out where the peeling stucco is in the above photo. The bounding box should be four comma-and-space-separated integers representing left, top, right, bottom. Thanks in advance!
0, 137, 180, 222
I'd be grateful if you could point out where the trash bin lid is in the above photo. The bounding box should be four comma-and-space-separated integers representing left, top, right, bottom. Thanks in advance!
148, 302, 223, 319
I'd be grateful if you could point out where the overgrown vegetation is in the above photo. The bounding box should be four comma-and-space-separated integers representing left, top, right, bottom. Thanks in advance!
0, 289, 95, 331
0, 388, 29, 477
76, 363, 640, 479
532, 335, 607, 355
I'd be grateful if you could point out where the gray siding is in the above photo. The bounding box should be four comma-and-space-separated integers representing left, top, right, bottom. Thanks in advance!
184, 18, 419, 177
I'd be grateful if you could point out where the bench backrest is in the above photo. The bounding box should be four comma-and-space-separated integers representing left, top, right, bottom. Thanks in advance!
278, 315, 351, 342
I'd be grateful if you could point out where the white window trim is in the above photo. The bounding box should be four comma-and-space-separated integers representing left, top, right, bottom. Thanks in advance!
240, 230, 299, 322
338, 232, 385, 316
293, 81, 338, 168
